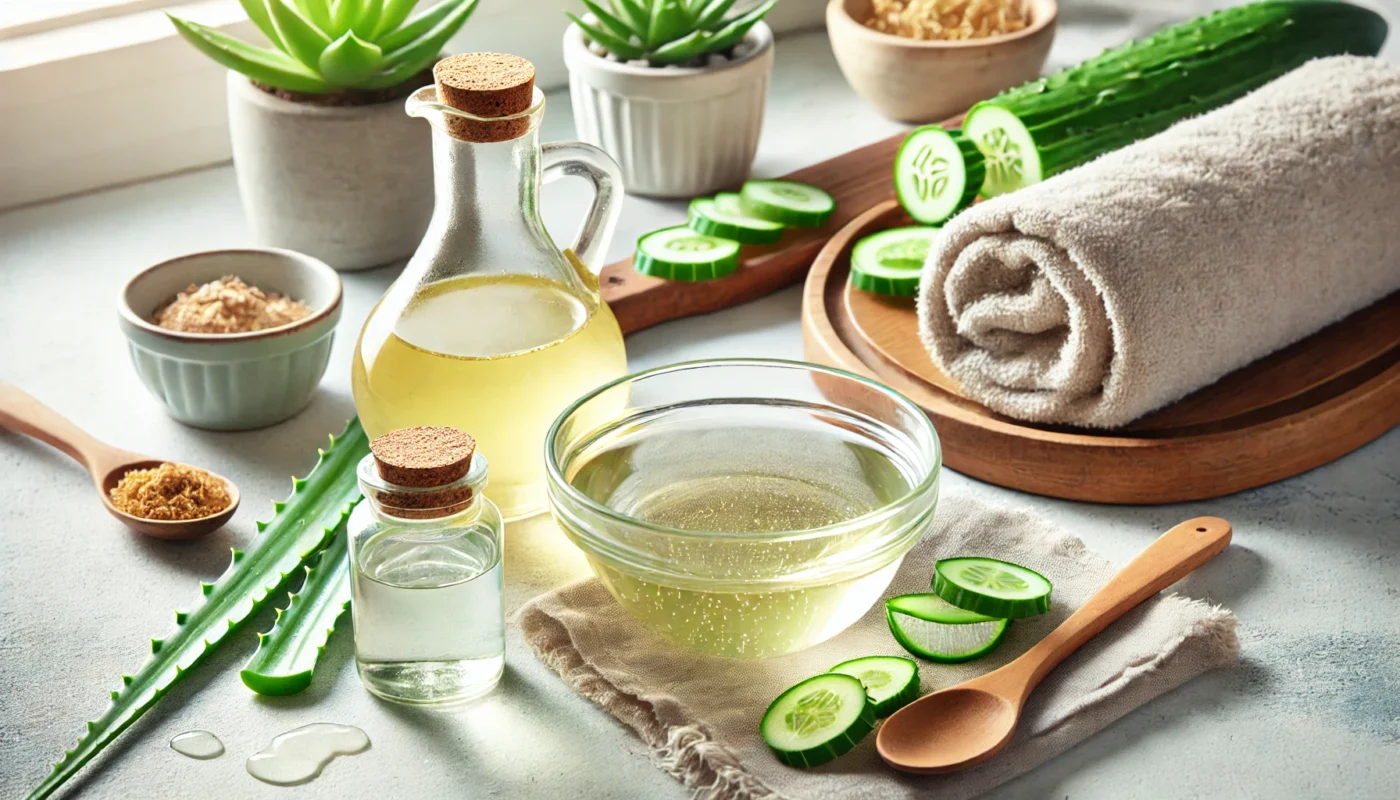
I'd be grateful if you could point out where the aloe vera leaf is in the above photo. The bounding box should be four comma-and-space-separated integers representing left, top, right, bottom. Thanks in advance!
646, 0, 690, 47
376, 0, 471, 55
267, 0, 334, 71
683, 0, 708, 20
372, 0, 420, 39
240, 522, 353, 696
167, 14, 333, 93
694, 0, 737, 31
237, 0, 285, 50
319, 30, 385, 86
702, 0, 774, 51
569, 12, 647, 60
609, 0, 650, 36
368, 0, 477, 86
24, 419, 369, 800
581, 0, 636, 40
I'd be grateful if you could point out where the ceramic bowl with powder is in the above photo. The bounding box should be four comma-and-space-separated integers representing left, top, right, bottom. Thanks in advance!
118, 249, 342, 430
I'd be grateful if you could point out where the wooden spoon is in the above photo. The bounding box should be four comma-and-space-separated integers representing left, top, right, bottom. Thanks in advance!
0, 384, 238, 540
877, 516, 1232, 774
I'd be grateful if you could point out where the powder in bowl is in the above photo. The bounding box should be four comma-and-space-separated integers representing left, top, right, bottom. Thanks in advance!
152, 275, 312, 334
110, 463, 232, 521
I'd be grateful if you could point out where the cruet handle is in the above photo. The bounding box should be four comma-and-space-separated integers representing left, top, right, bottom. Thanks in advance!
541, 142, 624, 274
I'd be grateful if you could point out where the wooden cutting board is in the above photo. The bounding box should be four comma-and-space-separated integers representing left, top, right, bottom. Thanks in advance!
803, 200, 1400, 504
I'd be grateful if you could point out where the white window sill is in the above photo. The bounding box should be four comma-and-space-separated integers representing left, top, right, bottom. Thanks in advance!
0, 0, 824, 212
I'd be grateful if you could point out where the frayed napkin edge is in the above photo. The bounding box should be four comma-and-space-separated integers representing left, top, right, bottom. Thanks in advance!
518, 600, 783, 800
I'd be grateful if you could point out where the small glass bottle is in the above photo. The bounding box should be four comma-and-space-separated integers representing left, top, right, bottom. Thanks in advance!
348, 426, 504, 704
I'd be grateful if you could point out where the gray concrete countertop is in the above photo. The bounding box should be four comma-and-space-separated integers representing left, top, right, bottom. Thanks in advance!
3, 23, 1398, 800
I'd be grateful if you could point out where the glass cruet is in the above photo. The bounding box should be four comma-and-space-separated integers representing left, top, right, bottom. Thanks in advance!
352, 54, 629, 522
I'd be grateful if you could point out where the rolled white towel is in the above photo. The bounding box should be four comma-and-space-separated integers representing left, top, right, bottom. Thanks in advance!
918, 55, 1400, 428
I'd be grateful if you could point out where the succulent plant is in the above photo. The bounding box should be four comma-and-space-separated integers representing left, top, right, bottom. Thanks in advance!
568, 0, 778, 66
168, 0, 478, 94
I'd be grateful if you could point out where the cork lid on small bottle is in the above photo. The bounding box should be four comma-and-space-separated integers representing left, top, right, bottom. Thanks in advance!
369, 426, 477, 519
433, 53, 537, 143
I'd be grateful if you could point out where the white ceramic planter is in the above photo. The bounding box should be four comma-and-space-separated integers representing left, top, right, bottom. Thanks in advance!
226, 73, 434, 271
563, 22, 774, 198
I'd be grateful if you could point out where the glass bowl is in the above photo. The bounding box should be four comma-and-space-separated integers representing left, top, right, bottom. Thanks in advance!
545, 359, 941, 658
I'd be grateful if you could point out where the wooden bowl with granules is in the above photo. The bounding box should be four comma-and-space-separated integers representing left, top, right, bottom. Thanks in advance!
118, 248, 342, 431
827, 0, 1057, 123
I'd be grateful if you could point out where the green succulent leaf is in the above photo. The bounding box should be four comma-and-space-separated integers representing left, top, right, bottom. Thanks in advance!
328, 0, 359, 37
368, 0, 478, 88
167, 14, 333, 93
24, 420, 369, 800
647, 0, 691, 47
319, 30, 385, 86
372, 0, 422, 39
647, 29, 709, 64
351, 0, 383, 38
580, 0, 636, 39
377, 0, 470, 54
684, 0, 709, 18
291, 0, 334, 32
237, 0, 285, 49
240, 523, 353, 696
703, 0, 774, 51
608, 0, 651, 35
568, 12, 647, 60
267, 0, 334, 70
694, 0, 737, 31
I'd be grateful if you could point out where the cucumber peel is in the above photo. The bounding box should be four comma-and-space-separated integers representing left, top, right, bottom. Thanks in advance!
886, 593, 1010, 663
25, 420, 369, 800
829, 655, 919, 717
240, 523, 353, 696
932, 557, 1052, 619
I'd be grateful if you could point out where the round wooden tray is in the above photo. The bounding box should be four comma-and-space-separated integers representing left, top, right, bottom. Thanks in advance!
802, 200, 1400, 504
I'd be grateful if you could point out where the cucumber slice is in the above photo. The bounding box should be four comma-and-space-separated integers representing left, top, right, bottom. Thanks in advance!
828, 656, 919, 718
932, 557, 1053, 619
687, 196, 784, 245
761, 673, 876, 768
962, 104, 1043, 198
848, 226, 941, 297
886, 593, 1010, 664
633, 226, 741, 281
893, 126, 985, 225
739, 180, 835, 228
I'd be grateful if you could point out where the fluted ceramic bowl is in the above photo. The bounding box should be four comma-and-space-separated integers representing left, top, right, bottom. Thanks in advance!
118, 248, 342, 430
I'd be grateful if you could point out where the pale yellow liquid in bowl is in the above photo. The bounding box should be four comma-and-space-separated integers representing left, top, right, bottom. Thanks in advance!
353, 273, 627, 519
564, 423, 926, 658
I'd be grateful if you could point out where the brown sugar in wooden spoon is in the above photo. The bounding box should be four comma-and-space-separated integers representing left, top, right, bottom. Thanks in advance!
877, 516, 1232, 774
0, 384, 238, 540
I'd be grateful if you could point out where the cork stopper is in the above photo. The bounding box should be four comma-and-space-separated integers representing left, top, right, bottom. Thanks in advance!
369, 427, 477, 519
433, 53, 536, 143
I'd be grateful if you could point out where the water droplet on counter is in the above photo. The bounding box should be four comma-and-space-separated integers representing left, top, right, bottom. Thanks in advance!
170, 730, 224, 760
245, 723, 370, 786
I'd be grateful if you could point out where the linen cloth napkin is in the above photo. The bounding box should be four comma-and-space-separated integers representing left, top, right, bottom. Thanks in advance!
917, 56, 1400, 428
519, 496, 1238, 800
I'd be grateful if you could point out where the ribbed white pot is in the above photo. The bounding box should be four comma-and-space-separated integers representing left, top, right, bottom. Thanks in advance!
563, 23, 774, 198
226, 73, 434, 271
